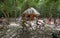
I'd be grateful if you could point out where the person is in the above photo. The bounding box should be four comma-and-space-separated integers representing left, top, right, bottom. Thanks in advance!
44, 17, 49, 24
50, 18, 54, 24
55, 18, 60, 26
48, 17, 51, 24
48, 18, 54, 25
36, 16, 44, 29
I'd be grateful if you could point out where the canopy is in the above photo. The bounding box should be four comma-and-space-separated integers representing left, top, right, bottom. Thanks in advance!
23, 7, 40, 15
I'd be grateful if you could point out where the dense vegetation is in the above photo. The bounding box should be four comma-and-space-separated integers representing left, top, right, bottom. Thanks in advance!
0, 0, 60, 18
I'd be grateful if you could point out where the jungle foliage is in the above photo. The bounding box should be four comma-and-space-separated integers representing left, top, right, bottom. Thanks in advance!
0, 0, 60, 18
